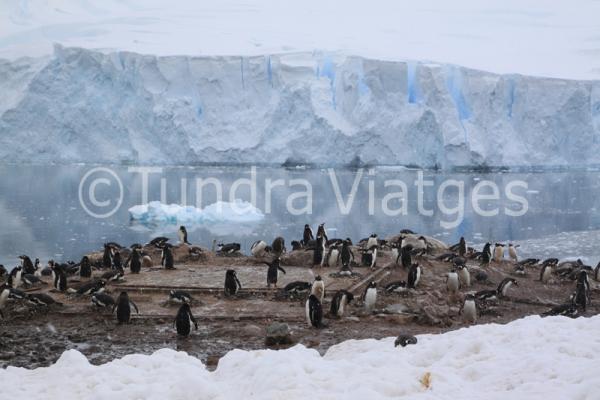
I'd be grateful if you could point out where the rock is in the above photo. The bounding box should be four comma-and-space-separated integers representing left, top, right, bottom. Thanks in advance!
241, 324, 262, 337
265, 322, 293, 346
384, 303, 408, 314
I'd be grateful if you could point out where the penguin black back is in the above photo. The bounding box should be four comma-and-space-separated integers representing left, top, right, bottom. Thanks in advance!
102, 244, 112, 269
174, 303, 198, 336
79, 256, 92, 278
129, 248, 142, 274
113, 291, 139, 324
306, 294, 323, 328
162, 245, 175, 270
224, 269, 242, 296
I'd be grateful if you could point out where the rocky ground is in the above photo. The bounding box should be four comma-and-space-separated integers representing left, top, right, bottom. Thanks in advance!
1, 242, 598, 370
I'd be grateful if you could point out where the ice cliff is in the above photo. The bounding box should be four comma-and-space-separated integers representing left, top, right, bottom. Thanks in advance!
1, 45, 599, 169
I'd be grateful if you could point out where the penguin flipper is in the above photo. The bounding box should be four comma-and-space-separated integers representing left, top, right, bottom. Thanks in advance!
130, 301, 139, 314
279, 266, 287, 275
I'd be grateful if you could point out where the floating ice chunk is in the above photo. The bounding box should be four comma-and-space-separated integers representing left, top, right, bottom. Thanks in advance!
128, 200, 264, 224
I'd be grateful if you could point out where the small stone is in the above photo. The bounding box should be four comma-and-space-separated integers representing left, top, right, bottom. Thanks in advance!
265, 322, 293, 346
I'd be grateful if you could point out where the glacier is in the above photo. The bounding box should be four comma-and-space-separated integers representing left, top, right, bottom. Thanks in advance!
0, 45, 599, 169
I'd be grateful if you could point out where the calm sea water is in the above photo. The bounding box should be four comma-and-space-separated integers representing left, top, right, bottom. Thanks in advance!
1, 164, 599, 268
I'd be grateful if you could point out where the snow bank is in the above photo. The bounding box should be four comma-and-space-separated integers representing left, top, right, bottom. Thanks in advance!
128, 200, 264, 224
1, 47, 599, 169
2, 315, 600, 399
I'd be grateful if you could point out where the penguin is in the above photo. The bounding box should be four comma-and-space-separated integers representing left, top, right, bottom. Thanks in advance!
385, 280, 408, 293
19, 255, 35, 275
480, 243, 492, 266
475, 277, 518, 302
149, 237, 169, 247
112, 292, 139, 324
595, 262, 600, 282
316, 223, 328, 242
271, 237, 286, 256
508, 244, 519, 262
174, 303, 198, 336
26, 293, 62, 307
340, 239, 354, 269
9, 266, 23, 288
33, 258, 42, 277
307, 236, 326, 267
142, 255, 153, 269
493, 243, 504, 262
178, 225, 191, 245
363, 245, 377, 269
79, 256, 92, 278
325, 245, 340, 268
407, 263, 422, 289
400, 245, 412, 269
101, 269, 124, 283
72, 279, 106, 296
306, 294, 323, 328
0, 265, 6, 277
21, 273, 44, 287
458, 237, 467, 257
51, 264, 67, 292
128, 247, 142, 274
572, 281, 588, 311
224, 269, 242, 296
283, 281, 312, 296
161, 244, 175, 270
459, 294, 477, 322
456, 264, 470, 287
394, 334, 418, 347
251, 240, 270, 257
391, 243, 400, 267
102, 243, 113, 269
112, 251, 122, 271
265, 258, 286, 288
497, 277, 518, 297
363, 281, 377, 312
302, 224, 314, 246
91, 293, 115, 309
217, 243, 241, 254
366, 234, 378, 250
330, 290, 354, 318
291, 241, 302, 251
446, 269, 460, 294
311, 275, 325, 303
539, 264, 553, 283
169, 290, 193, 304
541, 302, 579, 318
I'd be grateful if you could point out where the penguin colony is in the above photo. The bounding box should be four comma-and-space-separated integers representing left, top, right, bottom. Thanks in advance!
0, 225, 597, 343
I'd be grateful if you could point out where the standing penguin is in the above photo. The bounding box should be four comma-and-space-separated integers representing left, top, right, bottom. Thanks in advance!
456, 264, 470, 287
330, 290, 354, 318
362, 244, 377, 269
112, 251, 122, 271
102, 243, 113, 269
407, 263, 422, 289
363, 281, 377, 312
460, 294, 477, 323
316, 223, 328, 242
271, 237, 286, 256
480, 243, 492, 266
400, 245, 412, 269
306, 294, 323, 328
302, 224, 314, 246
540, 264, 553, 284
311, 275, 325, 303
128, 248, 142, 274
19, 256, 35, 275
340, 239, 354, 270
112, 292, 139, 324
308, 236, 326, 267
161, 244, 175, 270
33, 259, 42, 278
366, 234, 378, 250
325, 245, 340, 268
508, 244, 519, 262
79, 256, 92, 279
493, 243, 504, 262
178, 226, 191, 245
224, 269, 242, 296
446, 269, 460, 294
458, 237, 467, 257
51, 264, 67, 292
174, 303, 198, 337
265, 258, 286, 288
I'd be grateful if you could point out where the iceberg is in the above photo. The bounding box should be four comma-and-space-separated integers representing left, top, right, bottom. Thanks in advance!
128, 200, 265, 225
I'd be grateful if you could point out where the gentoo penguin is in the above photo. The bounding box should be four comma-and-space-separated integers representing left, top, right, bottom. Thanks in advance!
316, 223, 328, 242
291, 241, 302, 251
265, 258, 286, 288
142, 255, 153, 269
458, 237, 467, 257
169, 290, 193, 304
161, 244, 175, 270
311, 275, 325, 303
364, 245, 377, 269
9, 266, 23, 288
385, 280, 408, 293
251, 240, 270, 257
363, 281, 377, 312
456, 265, 470, 287
475, 278, 518, 302
71, 279, 106, 296
330, 290, 354, 318
394, 334, 417, 347
79, 256, 92, 278
539, 264, 553, 283
128, 248, 142, 274
340, 239, 354, 269
307, 236, 326, 267
21, 273, 44, 287
178, 226, 191, 245
541, 302, 579, 318
400, 245, 412, 269
149, 237, 169, 247
493, 243, 504, 262
217, 243, 241, 254
26, 293, 62, 307
306, 294, 323, 328
102, 243, 113, 269
480, 243, 492, 266
366, 234, 378, 250
460, 294, 477, 322
508, 244, 519, 262
497, 277, 518, 297
283, 281, 312, 297
91, 293, 115, 310
112, 251, 122, 271
101, 269, 124, 283
51, 264, 67, 292
407, 263, 422, 289
174, 303, 198, 336
224, 269, 242, 296
572, 280, 588, 311
302, 224, 314, 246
33, 258, 42, 277
19, 255, 35, 275
325, 245, 340, 268
271, 237, 286, 256
113, 292, 139, 324
446, 269, 460, 294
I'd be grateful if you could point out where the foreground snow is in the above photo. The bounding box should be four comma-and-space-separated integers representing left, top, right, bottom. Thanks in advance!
1, 315, 599, 399
1, 0, 600, 79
